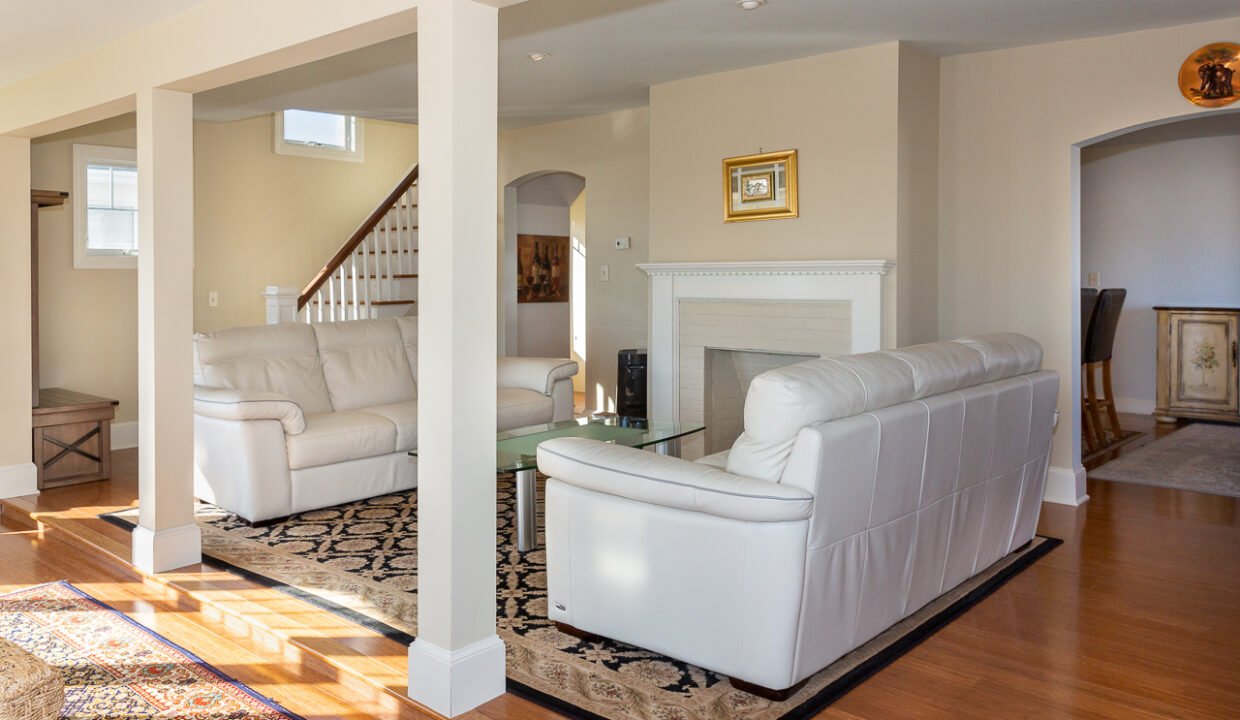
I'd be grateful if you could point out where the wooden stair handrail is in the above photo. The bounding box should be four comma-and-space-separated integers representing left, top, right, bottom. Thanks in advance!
298, 164, 419, 309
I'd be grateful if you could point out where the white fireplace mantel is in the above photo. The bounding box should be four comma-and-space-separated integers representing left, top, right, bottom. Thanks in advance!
638, 259, 894, 423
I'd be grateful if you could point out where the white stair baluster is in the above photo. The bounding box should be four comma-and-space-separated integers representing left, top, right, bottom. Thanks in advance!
384, 211, 394, 300
394, 202, 404, 283
316, 288, 324, 323
362, 237, 371, 318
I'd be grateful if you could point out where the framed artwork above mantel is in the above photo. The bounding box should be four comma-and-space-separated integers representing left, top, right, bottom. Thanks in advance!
722, 149, 798, 223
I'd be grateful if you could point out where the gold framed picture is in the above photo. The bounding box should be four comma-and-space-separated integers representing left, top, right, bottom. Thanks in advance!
723, 149, 798, 223
1178, 42, 1239, 108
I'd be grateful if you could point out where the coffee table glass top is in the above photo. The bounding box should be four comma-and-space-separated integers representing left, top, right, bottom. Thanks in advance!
493, 416, 704, 472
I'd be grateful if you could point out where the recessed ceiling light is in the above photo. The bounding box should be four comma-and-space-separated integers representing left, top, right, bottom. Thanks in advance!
527, 51, 552, 62
736, 0, 767, 10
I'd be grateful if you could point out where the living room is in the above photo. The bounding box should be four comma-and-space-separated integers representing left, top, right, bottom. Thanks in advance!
0, 2, 1237, 720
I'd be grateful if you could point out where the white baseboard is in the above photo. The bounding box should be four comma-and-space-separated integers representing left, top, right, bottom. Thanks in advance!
132, 523, 202, 574
111, 421, 138, 450
1044, 465, 1089, 506
0, 462, 37, 500
407, 635, 506, 717
1114, 398, 1156, 416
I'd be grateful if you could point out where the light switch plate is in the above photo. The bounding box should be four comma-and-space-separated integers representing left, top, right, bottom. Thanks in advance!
601, 264, 610, 282
614, 236, 631, 250
1087, 272, 1101, 288
208, 291, 219, 307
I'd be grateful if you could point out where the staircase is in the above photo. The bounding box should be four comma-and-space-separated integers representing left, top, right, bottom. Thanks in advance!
298, 165, 419, 323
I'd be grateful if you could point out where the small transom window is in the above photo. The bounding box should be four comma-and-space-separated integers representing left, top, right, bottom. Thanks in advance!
274, 109, 364, 162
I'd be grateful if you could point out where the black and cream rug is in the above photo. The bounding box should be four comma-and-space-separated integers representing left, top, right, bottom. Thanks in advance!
103, 479, 1058, 720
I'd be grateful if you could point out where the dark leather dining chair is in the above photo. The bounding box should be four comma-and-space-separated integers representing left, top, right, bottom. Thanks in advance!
1083, 288, 1126, 450
1080, 288, 1101, 452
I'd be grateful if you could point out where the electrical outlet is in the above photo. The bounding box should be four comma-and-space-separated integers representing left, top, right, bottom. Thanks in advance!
614, 236, 631, 250
208, 291, 219, 307
1087, 272, 1101, 288
600, 264, 610, 282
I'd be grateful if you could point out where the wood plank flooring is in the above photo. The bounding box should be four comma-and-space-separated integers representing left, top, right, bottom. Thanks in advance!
1, 416, 1236, 719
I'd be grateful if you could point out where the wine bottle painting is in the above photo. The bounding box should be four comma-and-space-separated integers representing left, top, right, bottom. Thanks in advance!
517, 234, 570, 303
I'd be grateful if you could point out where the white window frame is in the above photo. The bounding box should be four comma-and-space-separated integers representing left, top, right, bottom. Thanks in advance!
273, 110, 365, 163
73, 144, 138, 270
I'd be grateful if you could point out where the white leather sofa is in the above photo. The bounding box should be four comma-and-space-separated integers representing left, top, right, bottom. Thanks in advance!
192, 318, 576, 523
537, 333, 1058, 696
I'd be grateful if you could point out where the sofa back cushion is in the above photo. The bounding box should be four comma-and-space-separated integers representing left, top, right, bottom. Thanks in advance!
725, 333, 1043, 482
194, 323, 333, 415
312, 319, 417, 411
395, 316, 418, 386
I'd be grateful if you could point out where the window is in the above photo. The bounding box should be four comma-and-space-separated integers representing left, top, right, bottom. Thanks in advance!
273, 109, 364, 162
73, 144, 138, 269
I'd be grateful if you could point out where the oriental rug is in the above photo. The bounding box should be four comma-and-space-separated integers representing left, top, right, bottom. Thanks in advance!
0, 581, 302, 719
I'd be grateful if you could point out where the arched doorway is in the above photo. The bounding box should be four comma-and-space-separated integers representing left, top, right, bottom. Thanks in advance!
502, 171, 587, 401
1070, 107, 1240, 475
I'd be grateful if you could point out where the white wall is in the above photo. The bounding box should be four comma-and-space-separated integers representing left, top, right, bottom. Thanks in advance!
515, 201, 571, 358
939, 15, 1240, 499
1081, 126, 1240, 413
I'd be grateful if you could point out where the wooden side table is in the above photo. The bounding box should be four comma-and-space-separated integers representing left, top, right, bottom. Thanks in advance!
32, 388, 119, 490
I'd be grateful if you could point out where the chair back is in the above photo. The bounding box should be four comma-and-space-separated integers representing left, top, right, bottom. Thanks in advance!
1081, 288, 1099, 353
1084, 288, 1126, 363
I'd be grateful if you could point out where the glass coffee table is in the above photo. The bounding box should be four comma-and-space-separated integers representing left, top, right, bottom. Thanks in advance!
414, 416, 705, 552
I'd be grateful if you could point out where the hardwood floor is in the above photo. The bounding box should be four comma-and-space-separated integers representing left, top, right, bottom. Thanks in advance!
2, 427, 1237, 719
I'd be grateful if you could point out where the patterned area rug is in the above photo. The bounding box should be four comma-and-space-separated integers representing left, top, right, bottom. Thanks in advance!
103, 478, 1058, 720
1090, 423, 1240, 497
0, 581, 302, 719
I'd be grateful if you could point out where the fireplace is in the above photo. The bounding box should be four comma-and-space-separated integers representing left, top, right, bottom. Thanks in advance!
639, 260, 893, 460
704, 347, 817, 455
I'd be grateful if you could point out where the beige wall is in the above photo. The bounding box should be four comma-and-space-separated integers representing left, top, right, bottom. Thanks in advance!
939, 16, 1240, 480
31, 115, 139, 423
648, 42, 940, 347
0, 135, 32, 472
649, 43, 900, 265
194, 115, 418, 331
29, 115, 419, 428
499, 108, 650, 414
896, 44, 940, 346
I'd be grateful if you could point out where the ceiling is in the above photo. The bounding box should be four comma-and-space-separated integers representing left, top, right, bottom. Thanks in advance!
0, 0, 207, 89
4, 0, 1237, 131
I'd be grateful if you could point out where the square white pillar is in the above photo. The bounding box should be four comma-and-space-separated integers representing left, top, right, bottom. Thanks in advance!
407, 0, 503, 716
0, 135, 37, 499
134, 88, 201, 573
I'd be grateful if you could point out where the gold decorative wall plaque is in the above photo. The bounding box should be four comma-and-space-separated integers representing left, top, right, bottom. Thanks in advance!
1178, 42, 1239, 108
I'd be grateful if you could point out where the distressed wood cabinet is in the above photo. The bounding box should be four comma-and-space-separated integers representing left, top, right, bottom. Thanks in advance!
1155, 307, 1240, 423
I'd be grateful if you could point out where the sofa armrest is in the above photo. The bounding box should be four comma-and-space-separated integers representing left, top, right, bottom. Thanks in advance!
193, 385, 306, 435
498, 357, 578, 395
537, 437, 813, 522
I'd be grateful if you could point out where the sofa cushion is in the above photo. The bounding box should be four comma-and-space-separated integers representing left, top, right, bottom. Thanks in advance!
498, 388, 555, 431
360, 400, 418, 451
883, 341, 987, 399
953, 333, 1043, 383
194, 323, 333, 415
312, 319, 417, 412
286, 411, 397, 470
395, 316, 418, 388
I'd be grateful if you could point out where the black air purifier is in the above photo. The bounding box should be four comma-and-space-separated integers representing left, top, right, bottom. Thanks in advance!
617, 349, 647, 418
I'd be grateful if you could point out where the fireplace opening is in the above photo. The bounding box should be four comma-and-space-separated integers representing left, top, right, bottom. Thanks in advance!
703, 347, 818, 455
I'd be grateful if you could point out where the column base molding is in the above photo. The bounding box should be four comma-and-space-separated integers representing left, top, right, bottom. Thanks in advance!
1044, 465, 1089, 506
0, 462, 37, 499
132, 523, 202, 574
407, 635, 506, 717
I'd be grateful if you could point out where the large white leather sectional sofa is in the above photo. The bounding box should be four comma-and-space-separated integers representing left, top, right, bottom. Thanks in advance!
192, 318, 576, 523
538, 333, 1058, 696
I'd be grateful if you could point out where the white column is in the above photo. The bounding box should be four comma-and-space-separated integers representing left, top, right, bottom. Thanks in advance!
133, 88, 202, 574
407, 0, 502, 717
0, 136, 36, 499
262, 286, 300, 324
